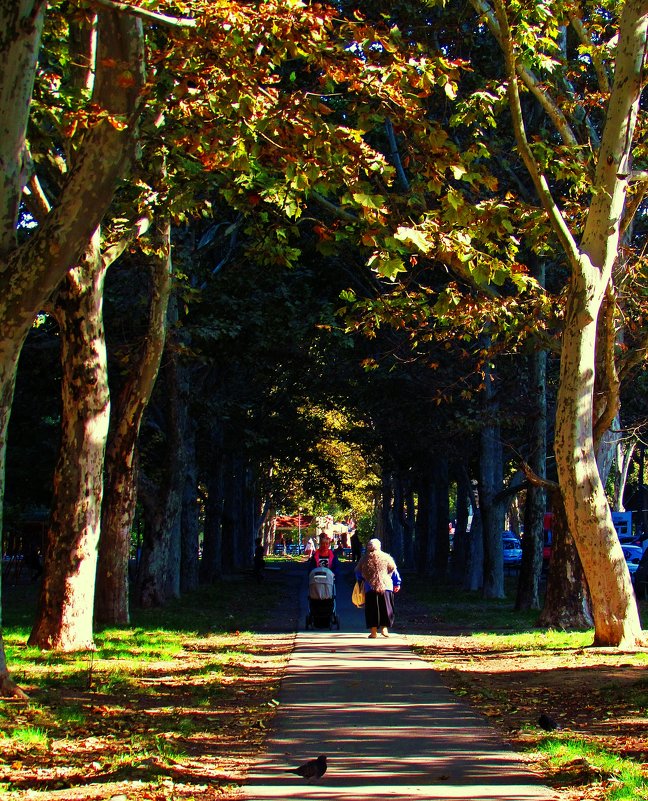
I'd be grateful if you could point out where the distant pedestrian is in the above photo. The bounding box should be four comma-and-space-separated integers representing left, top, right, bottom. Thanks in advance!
304, 537, 315, 558
253, 537, 265, 583
355, 538, 401, 638
350, 530, 362, 563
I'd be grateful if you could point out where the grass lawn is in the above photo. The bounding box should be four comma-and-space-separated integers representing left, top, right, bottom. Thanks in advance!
1, 564, 300, 801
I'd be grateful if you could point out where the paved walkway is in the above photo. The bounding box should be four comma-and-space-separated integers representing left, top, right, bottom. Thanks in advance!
243, 563, 557, 801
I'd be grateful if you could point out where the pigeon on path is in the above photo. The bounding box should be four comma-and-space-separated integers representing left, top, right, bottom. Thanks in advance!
289, 754, 327, 782
538, 713, 560, 731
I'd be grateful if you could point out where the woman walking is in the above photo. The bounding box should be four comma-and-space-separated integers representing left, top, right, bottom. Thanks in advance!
355, 538, 401, 638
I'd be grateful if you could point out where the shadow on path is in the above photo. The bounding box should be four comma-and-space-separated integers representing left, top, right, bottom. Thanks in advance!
243, 561, 556, 800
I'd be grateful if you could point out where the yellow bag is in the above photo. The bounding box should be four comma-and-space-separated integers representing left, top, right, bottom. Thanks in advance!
352, 580, 365, 608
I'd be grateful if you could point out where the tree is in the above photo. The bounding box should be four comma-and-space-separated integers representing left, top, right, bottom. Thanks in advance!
491, 0, 646, 645
0, 3, 144, 691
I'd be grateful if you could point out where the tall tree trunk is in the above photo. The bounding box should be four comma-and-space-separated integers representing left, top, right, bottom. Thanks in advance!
450, 468, 471, 583
221, 451, 243, 572
379, 468, 394, 551
180, 416, 200, 593
613, 437, 636, 511
96, 222, 172, 625
0, 4, 143, 692
402, 485, 416, 570
200, 428, 224, 583
479, 357, 505, 599
29, 235, 110, 651
238, 463, 256, 570
538, 490, 592, 628
390, 473, 405, 564
464, 507, 483, 592
516, 345, 547, 610
136, 339, 186, 607
496, 0, 646, 646
556, 273, 642, 645
434, 456, 450, 580
415, 466, 435, 576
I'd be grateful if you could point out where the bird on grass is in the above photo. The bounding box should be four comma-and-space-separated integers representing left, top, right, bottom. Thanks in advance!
538, 713, 560, 731
288, 754, 327, 782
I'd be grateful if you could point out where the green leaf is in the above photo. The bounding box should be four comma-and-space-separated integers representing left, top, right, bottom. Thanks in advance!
352, 192, 386, 210
394, 226, 430, 253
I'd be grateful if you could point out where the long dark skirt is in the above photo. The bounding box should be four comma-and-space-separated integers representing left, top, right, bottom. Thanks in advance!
364, 590, 395, 629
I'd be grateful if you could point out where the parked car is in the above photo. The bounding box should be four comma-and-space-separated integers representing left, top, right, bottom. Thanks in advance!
621, 544, 642, 576
634, 549, 648, 598
503, 532, 522, 566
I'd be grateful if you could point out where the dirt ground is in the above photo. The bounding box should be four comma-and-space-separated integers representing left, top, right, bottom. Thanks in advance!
396, 592, 648, 801
2, 565, 646, 801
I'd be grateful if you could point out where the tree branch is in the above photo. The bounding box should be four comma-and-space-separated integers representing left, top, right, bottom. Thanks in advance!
86, 0, 196, 28
569, 8, 611, 94
311, 190, 359, 222
522, 460, 559, 492
593, 282, 621, 451
492, 0, 581, 270
101, 214, 152, 267
470, 0, 580, 148
384, 118, 410, 192
23, 172, 51, 223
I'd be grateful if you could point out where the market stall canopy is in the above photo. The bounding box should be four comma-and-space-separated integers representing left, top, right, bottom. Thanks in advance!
274, 515, 315, 529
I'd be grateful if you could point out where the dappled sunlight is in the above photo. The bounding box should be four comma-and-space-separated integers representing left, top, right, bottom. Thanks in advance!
244, 630, 553, 800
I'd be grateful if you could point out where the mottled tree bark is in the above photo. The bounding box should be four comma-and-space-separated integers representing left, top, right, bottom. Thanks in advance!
95, 223, 172, 625
495, 0, 645, 645
538, 491, 592, 629
29, 235, 110, 651
0, 4, 143, 686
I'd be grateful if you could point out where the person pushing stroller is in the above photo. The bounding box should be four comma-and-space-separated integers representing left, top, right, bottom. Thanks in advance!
305, 533, 340, 629
306, 533, 340, 576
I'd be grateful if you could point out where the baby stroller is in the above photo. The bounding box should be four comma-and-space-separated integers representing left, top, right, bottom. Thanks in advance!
305, 566, 340, 630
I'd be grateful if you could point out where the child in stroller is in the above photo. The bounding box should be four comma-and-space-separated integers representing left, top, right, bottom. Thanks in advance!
305, 565, 340, 629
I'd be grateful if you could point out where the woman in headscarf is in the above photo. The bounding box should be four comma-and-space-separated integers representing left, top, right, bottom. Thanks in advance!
355, 538, 401, 638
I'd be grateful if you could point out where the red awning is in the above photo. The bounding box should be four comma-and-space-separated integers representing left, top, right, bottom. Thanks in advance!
274, 515, 315, 529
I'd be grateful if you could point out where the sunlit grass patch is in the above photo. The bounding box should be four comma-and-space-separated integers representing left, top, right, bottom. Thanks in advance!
539, 737, 648, 800
56, 704, 86, 726
153, 734, 188, 763
2, 726, 49, 748
470, 629, 595, 651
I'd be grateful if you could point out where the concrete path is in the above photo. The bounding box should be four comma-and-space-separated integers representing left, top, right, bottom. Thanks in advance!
243, 563, 557, 801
